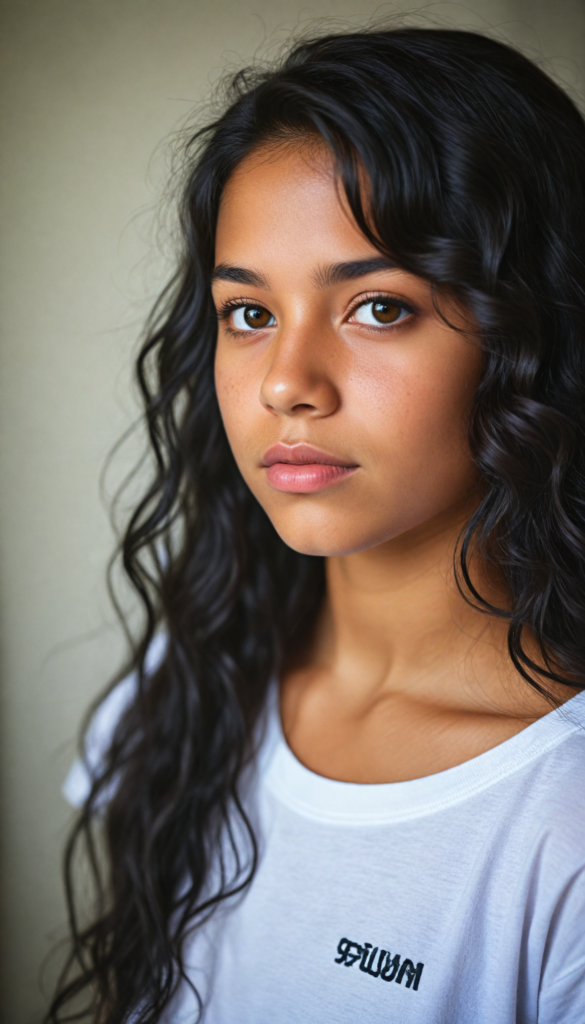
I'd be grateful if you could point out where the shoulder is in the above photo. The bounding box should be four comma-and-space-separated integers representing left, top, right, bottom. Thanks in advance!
62, 634, 167, 807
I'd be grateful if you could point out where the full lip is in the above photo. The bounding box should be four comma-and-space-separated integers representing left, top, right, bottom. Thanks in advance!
262, 442, 358, 469
261, 443, 359, 494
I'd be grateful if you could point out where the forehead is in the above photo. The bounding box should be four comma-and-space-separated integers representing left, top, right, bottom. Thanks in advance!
215, 143, 378, 267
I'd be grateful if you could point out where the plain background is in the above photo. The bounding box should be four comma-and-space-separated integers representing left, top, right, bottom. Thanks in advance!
0, 1, 584, 1020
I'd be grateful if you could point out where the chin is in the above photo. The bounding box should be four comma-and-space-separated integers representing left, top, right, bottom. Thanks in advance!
278, 535, 347, 558
268, 514, 391, 559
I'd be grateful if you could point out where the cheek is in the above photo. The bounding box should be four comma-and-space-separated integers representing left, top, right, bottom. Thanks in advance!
353, 357, 467, 442
214, 349, 260, 459
350, 346, 479, 502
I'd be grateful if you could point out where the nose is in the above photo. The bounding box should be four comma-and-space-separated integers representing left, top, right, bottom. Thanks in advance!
260, 328, 340, 418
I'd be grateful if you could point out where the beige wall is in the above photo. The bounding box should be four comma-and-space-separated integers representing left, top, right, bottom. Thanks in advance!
0, 1, 583, 1019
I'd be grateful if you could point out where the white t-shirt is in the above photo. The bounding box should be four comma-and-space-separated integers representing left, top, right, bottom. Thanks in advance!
65, 668, 585, 1024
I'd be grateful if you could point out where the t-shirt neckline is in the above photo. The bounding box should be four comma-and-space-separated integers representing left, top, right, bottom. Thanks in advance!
262, 686, 585, 826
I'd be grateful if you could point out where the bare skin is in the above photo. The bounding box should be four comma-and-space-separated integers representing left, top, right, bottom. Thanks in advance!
213, 142, 569, 784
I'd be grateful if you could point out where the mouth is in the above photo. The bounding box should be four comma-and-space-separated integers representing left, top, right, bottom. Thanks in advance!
262, 443, 359, 494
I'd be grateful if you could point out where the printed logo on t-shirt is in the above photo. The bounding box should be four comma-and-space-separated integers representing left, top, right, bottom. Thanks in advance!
335, 937, 424, 991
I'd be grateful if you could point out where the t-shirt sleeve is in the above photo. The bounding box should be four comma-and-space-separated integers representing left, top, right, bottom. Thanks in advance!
538, 958, 585, 1023
538, 866, 585, 1023
62, 633, 167, 807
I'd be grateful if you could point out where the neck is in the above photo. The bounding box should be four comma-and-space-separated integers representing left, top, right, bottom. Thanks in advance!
281, 501, 568, 784
311, 500, 540, 718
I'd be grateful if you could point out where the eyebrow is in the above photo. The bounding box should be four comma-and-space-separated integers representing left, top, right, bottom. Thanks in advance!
313, 257, 396, 288
211, 263, 269, 287
211, 256, 396, 291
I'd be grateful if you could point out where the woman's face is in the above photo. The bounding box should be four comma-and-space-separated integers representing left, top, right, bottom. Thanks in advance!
213, 144, 482, 557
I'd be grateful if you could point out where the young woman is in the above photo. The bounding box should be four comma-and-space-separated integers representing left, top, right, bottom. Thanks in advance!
49, 26, 585, 1024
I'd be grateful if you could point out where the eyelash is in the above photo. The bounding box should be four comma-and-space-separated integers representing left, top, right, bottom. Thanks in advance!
216, 298, 258, 322
216, 293, 415, 335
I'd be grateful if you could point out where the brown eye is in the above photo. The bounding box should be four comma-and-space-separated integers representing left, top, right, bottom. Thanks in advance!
245, 306, 270, 327
236, 306, 273, 329
228, 305, 276, 331
352, 299, 408, 327
372, 301, 401, 324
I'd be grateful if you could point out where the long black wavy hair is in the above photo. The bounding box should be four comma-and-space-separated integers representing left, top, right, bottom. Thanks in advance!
47, 26, 585, 1024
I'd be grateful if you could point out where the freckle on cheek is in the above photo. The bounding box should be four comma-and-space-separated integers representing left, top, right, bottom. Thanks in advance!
354, 372, 402, 412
